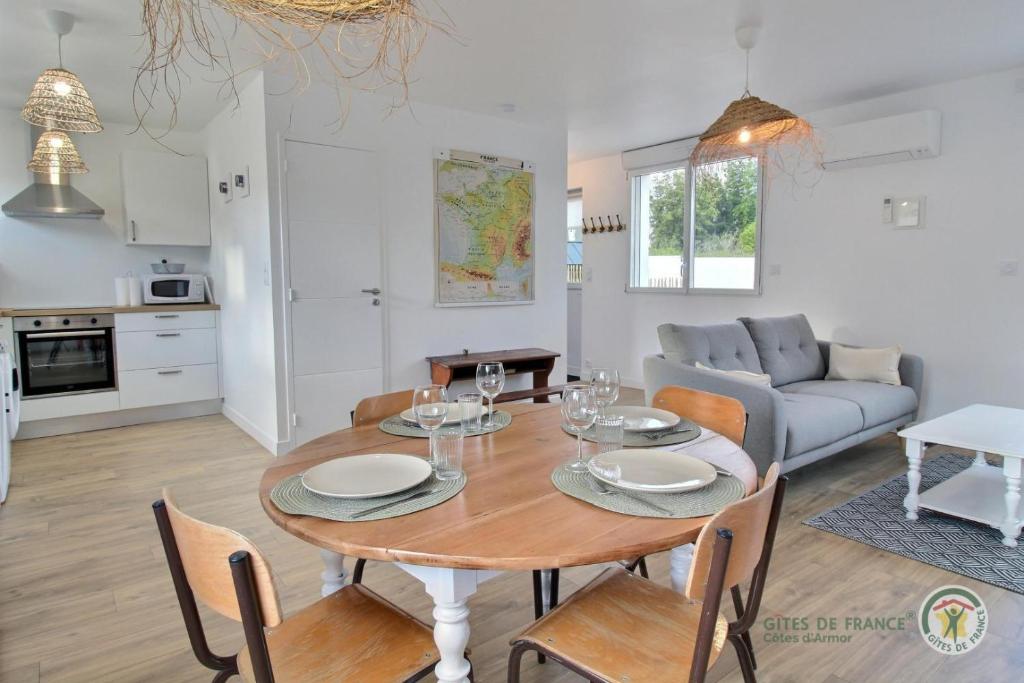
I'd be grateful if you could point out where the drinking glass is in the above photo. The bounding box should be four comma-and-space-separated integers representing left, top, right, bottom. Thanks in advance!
434, 428, 464, 480
457, 392, 483, 433
475, 362, 505, 427
413, 384, 448, 467
561, 384, 598, 472
590, 368, 620, 417
595, 415, 625, 453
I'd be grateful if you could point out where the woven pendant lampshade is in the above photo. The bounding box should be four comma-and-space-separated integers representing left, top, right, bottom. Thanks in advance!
690, 23, 818, 174
27, 131, 88, 174
21, 67, 103, 133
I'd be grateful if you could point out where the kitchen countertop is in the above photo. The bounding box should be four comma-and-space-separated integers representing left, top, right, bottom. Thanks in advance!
0, 303, 220, 317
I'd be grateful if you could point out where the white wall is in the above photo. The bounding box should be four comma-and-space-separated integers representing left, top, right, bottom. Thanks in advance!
0, 110, 209, 307
567, 287, 582, 376
203, 73, 280, 452
263, 74, 568, 446
568, 67, 1024, 417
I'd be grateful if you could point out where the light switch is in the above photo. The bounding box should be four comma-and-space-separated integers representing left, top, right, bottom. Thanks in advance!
1000, 260, 1019, 276
893, 196, 924, 229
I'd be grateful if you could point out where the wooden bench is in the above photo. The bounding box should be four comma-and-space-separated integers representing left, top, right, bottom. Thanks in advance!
495, 384, 567, 404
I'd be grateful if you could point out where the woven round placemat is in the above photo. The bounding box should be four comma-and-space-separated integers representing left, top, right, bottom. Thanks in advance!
270, 472, 466, 522
379, 411, 512, 438
562, 421, 702, 448
551, 466, 744, 519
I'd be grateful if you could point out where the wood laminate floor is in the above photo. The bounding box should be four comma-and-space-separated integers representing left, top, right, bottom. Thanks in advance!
1, 405, 1021, 682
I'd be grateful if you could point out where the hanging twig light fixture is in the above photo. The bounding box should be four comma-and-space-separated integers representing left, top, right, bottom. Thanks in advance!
691, 22, 819, 177
135, 0, 450, 134
21, 11, 103, 133
27, 131, 89, 174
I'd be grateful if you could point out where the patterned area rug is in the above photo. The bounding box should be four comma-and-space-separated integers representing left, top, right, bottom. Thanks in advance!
804, 453, 1023, 594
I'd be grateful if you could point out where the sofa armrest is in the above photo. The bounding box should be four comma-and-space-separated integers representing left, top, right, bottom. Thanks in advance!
817, 340, 924, 408
643, 354, 787, 475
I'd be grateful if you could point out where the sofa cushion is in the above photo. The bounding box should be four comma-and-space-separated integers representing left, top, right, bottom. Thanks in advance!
657, 322, 763, 374
779, 380, 918, 429
739, 314, 825, 387
781, 393, 864, 458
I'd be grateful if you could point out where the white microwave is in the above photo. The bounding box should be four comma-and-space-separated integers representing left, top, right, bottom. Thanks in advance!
143, 274, 206, 304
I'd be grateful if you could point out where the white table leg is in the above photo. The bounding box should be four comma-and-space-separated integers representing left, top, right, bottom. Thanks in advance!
319, 549, 347, 596
396, 563, 501, 683
973, 451, 988, 468
669, 544, 694, 594
904, 439, 924, 520
1001, 457, 1022, 547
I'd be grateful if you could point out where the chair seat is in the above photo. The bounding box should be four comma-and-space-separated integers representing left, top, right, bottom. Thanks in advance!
512, 568, 727, 683
238, 584, 438, 682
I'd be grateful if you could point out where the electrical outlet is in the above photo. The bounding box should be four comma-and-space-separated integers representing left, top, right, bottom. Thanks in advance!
999, 260, 1019, 276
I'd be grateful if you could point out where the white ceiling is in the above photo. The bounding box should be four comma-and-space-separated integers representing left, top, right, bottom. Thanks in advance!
3, 0, 1024, 160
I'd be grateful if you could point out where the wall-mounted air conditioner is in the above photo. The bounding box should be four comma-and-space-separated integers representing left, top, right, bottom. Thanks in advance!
821, 110, 941, 170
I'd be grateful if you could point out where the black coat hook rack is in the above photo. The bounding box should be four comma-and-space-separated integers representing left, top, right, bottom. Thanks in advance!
581, 214, 625, 235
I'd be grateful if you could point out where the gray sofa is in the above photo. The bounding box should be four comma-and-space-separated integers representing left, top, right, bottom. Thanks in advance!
644, 314, 923, 475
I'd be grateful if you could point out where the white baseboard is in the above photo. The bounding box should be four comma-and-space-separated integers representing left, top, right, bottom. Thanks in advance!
15, 399, 222, 439
221, 404, 287, 455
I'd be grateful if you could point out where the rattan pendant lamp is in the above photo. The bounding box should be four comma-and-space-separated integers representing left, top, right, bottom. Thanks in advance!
21, 10, 103, 134
691, 22, 817, 173
27, 131, 88, 175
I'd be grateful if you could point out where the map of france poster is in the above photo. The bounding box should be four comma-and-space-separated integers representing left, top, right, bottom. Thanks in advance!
434, 149, 535, 306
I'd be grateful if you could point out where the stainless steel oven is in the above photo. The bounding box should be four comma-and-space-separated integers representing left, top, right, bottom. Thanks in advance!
14, 314, 116, 398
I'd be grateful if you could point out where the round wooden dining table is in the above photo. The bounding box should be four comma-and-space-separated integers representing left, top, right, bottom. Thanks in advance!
260, 402, 758, 683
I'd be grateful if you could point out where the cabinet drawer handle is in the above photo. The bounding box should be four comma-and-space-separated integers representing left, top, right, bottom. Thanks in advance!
154, 314, 180, 319
157, 370, 183, 375
155, 333, 181, 337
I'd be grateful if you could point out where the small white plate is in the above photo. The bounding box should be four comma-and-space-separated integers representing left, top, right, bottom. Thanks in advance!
612, 406, 681, 432
400, 402, 491, 425
302, 454, 432, 499
588, 449, 717, 493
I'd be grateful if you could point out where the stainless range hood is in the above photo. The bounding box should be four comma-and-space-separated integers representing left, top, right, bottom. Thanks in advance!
2, 126, 104, 219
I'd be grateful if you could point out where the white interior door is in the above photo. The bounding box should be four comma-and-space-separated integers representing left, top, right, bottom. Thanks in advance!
285, 140, 384, 446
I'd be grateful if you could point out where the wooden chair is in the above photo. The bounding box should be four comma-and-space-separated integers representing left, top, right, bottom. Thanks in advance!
153, 490, 453, 682
652, 384, 748, 447
352, 389, 415, 427
508, 464, 785, 683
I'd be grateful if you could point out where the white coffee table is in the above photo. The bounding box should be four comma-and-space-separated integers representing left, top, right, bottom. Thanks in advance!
899, 404, 1024, 547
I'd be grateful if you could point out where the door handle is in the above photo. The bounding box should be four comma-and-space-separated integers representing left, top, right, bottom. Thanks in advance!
130, 219, 137, 242
361, 288, 382, 295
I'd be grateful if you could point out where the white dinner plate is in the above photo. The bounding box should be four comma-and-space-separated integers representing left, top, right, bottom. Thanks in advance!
301, 454, 432, 499
612, 406, 681, 432
588, 449, 717, 493
400, 402, 491, 425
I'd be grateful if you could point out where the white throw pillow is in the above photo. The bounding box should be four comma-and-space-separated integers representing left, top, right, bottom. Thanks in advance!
825, 344, 902, 385
695, 362, 773, 386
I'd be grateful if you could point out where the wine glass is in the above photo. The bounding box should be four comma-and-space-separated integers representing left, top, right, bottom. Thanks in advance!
475, 362, 505, 427
413, 384, 448, 467
561, 384, 598, 472
590, 368, 620, 417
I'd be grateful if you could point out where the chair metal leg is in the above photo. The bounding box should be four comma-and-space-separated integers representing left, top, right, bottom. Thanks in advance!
211, 670, 235, 683
731, 585, 757, 670
507, 641, 529, 683
352, 558, 367, 585
531, 570, 546, 664
637, 557, 649, 579
728, 633, 758, 683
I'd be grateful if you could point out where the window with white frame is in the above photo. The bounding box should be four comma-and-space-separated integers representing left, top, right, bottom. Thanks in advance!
567, 188, 583, 286
628, 155, 762, 293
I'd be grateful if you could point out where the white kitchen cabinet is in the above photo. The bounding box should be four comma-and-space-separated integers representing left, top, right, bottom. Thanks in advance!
121, 150, 211, 246
116, 328, 218, 371
114, 310, 216, 333
118, 365, 219, 410
115, 311, 221, 410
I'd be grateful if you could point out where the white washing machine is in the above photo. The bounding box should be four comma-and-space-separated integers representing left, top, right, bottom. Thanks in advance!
0, 342, 20, 504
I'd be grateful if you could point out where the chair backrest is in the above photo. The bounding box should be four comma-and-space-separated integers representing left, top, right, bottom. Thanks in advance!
686, 463, 781, 601
652, 385, 747, 446
159, 489, 283, 627
353, 389, 414, 427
